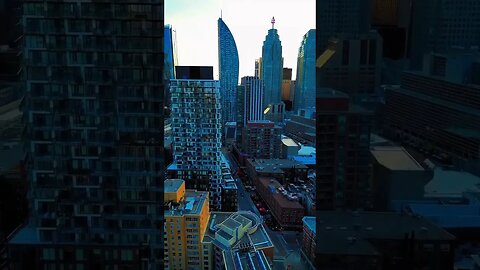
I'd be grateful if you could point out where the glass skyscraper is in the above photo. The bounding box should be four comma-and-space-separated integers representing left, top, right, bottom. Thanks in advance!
218, 17, 239, 126
9, 1, 164, 269
294, 29, 316, 112
261, 21, 283, 108
164, 25, 178, 108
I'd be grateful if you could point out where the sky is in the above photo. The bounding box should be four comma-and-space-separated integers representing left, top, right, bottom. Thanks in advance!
165, 0, 315, 82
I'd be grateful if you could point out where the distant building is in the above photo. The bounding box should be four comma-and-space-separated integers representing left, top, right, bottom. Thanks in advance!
280, 136, 300, 159
301, 216, 316, 270
255, 58, 262, 79
264, 102, 285, 124
316, 211, 456, 270
317, 33, 383, 101
317, 89, 372, 210
317, 0, 372, 52
245, 158, 308, 186
241, 120, 281, 160
218, 17, 239, 126
370, 146, 432, 210
255, 177, 304, 229
284, 110, 316, 146
384, 52, 480, 174
224, 122, 237, 149
281, 68, 293, 109
164, 25, 178, 108
294, 29, 316, 111
409, 0, 480, 69
240, 76, 264, 127
169, 66, 223, 210
261, 18, 283, 107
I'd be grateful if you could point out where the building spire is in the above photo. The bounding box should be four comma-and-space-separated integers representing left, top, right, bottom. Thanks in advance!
271, 16, 275, 29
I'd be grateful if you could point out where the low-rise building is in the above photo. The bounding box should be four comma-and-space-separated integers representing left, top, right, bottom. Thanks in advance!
317, 211, 456, 270
255, 177, 304, 229
245, 158, 308, 185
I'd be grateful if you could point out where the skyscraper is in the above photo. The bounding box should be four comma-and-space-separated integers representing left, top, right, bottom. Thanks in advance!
317, 0, 371, 52
168, 66, 223, 210
316, 89, 372, 210
261, 17, 283, 108
240, 76, 264, 127
164, 25, 178, 108
8, 1, 164, 268
255, 58, 262, 79
409, 0, 480, 69
218, 17, 239, 126
294, 29, 316, 112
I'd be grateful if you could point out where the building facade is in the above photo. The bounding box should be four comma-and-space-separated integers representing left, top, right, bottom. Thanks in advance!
218, 17, 239, 126
284, 112, 316, 146
261, 21, 283, 107
240, 76, 264, 127
301, 216, 316, 270
294, 29, 316, 111
168, 66, 223, 210
164, 24, 178, 108
241, 120, 281, 160
316, 89, 372, 210
9, 1, 164, 268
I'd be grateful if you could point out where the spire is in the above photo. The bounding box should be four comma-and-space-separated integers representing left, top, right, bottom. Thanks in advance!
271, 16, 275, 29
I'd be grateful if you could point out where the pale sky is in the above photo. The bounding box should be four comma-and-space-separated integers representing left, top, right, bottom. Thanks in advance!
165, 0, 315, 82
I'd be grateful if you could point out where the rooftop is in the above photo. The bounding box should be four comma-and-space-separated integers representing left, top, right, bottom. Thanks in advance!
371, 146, 424, 171
165, 190, 208, 216
258, 177, 304, 210
164, 179, 184, 193
247, 158, 308, 174
281, 137, 298, 147
317, 211, 455, 256
425, 168, 480, 198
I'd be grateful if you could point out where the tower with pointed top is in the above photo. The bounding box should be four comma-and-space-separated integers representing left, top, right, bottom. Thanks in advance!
262, 17, 283, 110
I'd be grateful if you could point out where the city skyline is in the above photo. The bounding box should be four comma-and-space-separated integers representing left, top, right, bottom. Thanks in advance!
165, 0, 315, 82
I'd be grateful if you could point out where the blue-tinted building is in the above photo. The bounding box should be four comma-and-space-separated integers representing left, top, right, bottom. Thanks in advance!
261, 19, 283, 108
164, 25, 177, 108
294, 29, 316, 112
218, 17, 239, 126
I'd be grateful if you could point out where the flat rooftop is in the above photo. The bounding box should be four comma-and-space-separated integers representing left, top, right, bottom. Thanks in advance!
425, 168, 480, 198
371, 146, 424, 171
317, 211, 455, 256
165, 190, 208, 216
258, 177, 304, 210
247, 159, 308, 174
164, 179, 184, 193
281, 137, 298, 147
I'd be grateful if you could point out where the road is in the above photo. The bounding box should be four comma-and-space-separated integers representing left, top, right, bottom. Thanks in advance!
222, 149, 309, 270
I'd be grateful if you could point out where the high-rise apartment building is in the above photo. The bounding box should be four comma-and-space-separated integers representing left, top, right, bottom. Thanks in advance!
168, 66, 223, 210
8, 1, 164, 268
316, 89, 372, 210
409, 0, 480, 69
164, 24, 178, 108
294, 29, 316, 111
241, 120, 281, 159
218, 17, 239, 126
317, 0, 372, 52
240, 76, 264, 127
164, 179, 210, 270
261, 18, 283, 107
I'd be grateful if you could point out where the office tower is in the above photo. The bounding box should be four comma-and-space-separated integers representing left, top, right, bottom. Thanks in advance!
384, 52, 480, 171
409, 0, 480, 70
281, 68, 293, 110
317, 0, 372, 52
8, 1, 164, 269
255, 58, 262, 79
317, 33, 383, 101
164, 179, 210, 270
261, 17, 283, 107
316, 89, 372, 210
218, 17, 239, 126
264, 102, 285, 123
241, 120, 281, 159
164, 25, 178, 108
294, 29, 316, 111
168, 66, 223, 210
240, 76, 264, 127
